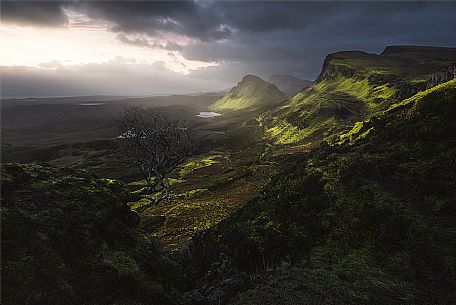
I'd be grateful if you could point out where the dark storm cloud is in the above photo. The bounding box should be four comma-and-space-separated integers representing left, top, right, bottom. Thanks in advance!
1, 1, 68, 26
185, 2, 456, 80
77, 1, 232, 41
74, 1, 343, 41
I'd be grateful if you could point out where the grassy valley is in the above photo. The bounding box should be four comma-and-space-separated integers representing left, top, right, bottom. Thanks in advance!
188, 79, 456, 304
2, 45, 456, 305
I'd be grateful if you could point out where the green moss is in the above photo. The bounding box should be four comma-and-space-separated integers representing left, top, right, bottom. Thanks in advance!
128, 178, 184, 188
101, 178, 119, 185
1, 163, 182, 305
266, 121, 308, 145
387, 79, 456, 114
262, 73, 396, 146
128, 198, 153, 210
313, 76, 396, 104
338, 121, 374, 144
339, 79, 456, 145
264, 111, 340, 145
356, 127, 374, 141
174, 188, 208, 199
179, 155, 221, 177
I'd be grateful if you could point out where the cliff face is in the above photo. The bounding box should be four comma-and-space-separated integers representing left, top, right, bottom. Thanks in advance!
262, 46, 456, 145
317, 47, 456, 84
393, 63, 456, 99
427, 63, 456, 89
315, 62, 355, 82
314, 52, 367, 83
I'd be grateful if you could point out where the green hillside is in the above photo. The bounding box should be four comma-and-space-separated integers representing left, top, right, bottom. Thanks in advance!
262, 46, 456, 145
2, 46, 456, 305
1, 164, 183, 305
211, 75, 288, 111
191, 79, 456, 305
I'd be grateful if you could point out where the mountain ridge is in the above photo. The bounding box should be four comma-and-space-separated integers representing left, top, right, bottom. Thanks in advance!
268, 74, 313, 96
210, 75, 288, 111
261, 45, 456, 145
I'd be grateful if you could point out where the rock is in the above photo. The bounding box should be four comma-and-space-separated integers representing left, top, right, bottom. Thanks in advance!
427, 64, 456, 89
207, 287, 225, 302
393, 82, 427, 100
186, 290, 204, 302
368, 73, 399, 85
392, 63, 456, 100
315, 53, 361, 83
316, 63, 356, 82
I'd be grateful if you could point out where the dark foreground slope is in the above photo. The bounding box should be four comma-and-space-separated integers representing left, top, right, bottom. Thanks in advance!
1, 164, 183, 305
189, 80, 456, 304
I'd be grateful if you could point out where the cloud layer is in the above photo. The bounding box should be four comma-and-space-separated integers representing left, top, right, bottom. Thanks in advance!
2, 1, 456, 96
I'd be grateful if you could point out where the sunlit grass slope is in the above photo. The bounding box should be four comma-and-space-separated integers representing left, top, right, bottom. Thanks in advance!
192, 79, 456, 305
262, 46, 456, 145
211, 75, 288, 111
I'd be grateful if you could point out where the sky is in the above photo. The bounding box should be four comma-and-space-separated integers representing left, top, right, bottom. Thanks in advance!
1, 1, 456, 97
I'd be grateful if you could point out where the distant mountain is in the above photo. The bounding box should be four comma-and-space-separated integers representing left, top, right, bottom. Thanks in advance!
211, 75, 288, 111
268, 74, 313, 96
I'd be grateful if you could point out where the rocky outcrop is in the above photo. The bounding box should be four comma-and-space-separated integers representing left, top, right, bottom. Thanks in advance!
186, 276, 244, 304
393, 82, 427, 100
393, 63, 456, 100
427, 63, 456, 89
367, 73, 400, 86
316, 56, 356, 82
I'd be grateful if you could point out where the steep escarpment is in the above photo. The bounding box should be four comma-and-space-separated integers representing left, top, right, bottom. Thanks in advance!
262, 46, 456, 145
427, 63, 456, 88
190, 80, 456, 305
211, 75, 288, 111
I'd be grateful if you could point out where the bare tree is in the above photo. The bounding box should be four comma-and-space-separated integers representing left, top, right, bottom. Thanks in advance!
114, 106, 195, 204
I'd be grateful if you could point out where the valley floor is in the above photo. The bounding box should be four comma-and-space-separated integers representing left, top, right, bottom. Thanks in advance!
3, 47, 456, 305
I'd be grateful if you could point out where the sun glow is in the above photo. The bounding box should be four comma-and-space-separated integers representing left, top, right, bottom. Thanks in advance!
0, 11, 216, 74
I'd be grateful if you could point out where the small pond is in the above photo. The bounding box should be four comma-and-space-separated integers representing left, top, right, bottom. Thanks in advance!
197, 112, 221, 118
78, 103, 106, 106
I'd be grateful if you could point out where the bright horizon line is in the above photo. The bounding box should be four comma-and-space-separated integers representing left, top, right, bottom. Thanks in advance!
0, 90, 229, 100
